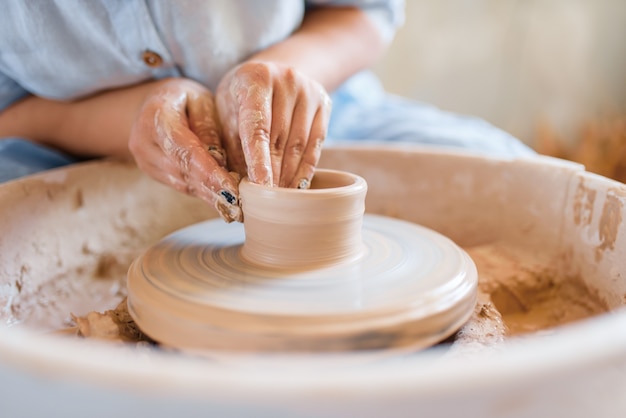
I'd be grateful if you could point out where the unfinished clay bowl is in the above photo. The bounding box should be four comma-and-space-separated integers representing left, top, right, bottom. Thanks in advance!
240, 169, 367, 268
0, 145, 625, 417
126, 169, 477, 352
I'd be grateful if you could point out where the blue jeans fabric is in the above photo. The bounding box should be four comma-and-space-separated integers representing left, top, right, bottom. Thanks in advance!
0, 138, 78, 183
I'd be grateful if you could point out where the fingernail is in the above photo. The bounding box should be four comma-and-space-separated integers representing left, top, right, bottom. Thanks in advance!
297, 178, 310, 189
207, 145, 226, 165
207, 145, 222, 154
229, 171, 241, 183
215, 189, 242, 223
220, 189, 238, 205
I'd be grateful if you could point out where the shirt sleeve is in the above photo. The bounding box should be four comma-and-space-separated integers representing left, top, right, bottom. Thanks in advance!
305, 0, 405, 44
0, 70, 29, 112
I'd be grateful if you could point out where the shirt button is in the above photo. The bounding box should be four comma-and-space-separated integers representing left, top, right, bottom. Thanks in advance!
142, 50, 163, 67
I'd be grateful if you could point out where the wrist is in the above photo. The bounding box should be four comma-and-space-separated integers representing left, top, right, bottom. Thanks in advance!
58, 78, 178, 157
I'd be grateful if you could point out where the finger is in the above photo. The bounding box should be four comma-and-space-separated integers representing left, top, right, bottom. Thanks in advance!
287, 100, 330, 189
215, 85, 248, 178
143, 157, 193, 195
136, 138, 218, 199
279, 92, 316, 188
145, 156, 242, 223
268, 69, 298, 186
179, 142, 242, 223
129, 139, 177, 185
237, 77, 273, 186
154, 111, 242, 222
132, 138, 209, 203
187, 90, 227, 167
160, 145, 243, 223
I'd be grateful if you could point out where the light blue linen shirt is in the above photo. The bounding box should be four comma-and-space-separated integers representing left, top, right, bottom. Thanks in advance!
0, 0, 404, 111
0, 0, 534, 184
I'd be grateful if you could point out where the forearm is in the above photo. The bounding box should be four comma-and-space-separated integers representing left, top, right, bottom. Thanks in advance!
248, 6, 387, 92
0, 80, 164, 158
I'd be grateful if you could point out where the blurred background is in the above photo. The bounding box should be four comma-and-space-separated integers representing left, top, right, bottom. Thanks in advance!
373, 0, 626, 180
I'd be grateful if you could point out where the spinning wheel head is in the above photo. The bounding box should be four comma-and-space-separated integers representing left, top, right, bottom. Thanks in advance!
127, 170, 478, 353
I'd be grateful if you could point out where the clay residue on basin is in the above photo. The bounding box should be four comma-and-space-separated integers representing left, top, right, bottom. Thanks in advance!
3, 250, 137, 331
595, 191, 624, 261
466, 244, 609, 336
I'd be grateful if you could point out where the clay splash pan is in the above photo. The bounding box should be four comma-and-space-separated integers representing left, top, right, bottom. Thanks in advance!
0, 145, 625, 417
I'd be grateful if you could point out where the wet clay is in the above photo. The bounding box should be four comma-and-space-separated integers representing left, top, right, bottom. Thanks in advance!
124, 169, 478, 352
68, 241, 608, 353
70, 298, 153, 344
466, 245, 608, 336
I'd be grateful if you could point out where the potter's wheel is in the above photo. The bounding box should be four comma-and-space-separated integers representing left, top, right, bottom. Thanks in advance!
127, 170, 477, 352
3, 147, 626, 417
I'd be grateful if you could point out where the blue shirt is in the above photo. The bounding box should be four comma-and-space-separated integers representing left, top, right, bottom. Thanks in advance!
0, 0, 404, 111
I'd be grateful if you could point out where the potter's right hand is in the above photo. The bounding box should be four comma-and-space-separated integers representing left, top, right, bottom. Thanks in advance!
129, 78, 242, 223
215, 61, 331, 188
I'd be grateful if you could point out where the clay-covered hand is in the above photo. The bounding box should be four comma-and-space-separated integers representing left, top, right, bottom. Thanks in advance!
215, 61, 332, 188
129, 78, 242, 222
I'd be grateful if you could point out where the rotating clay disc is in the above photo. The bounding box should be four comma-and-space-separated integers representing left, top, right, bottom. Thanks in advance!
127, 214, 477, 352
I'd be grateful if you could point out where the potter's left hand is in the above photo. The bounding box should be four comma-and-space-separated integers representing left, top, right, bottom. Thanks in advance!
129, 78, 242, 223
215, 61, 331, 188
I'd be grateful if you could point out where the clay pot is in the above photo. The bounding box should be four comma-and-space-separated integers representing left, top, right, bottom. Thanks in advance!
239, 169, 367, 269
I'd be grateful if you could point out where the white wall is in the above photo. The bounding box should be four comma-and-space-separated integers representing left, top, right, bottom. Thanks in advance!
373, 0, 626, 146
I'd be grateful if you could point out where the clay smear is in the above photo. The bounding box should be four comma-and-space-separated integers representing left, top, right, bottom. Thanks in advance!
466, 244, 608, 336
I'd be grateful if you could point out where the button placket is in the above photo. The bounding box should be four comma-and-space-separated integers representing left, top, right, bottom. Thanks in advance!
129, 0, 172, 71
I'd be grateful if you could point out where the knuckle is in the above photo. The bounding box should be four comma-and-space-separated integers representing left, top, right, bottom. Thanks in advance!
303, 145, 320, 164
283, 66, 297, 84
206, 126, 221, 140
288, 136, 306, 155
240, 108, 269, 132
271, 134, 284, 153
313, 135, 325, 150
172, 146, 192, 173
306, 80, 331, 110
251, 127, 271, 143
185, 183, 197, 196
196, 124, 221, 141
180, 167, 190, 183
240, 62, 272, 84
